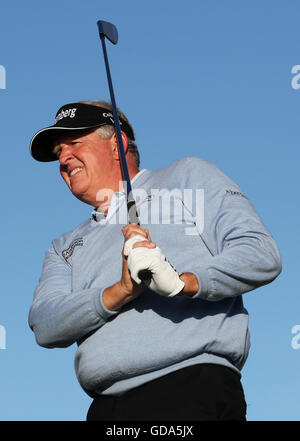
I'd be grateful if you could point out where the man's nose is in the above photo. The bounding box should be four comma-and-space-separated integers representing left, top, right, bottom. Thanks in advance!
59, 145, 74, 165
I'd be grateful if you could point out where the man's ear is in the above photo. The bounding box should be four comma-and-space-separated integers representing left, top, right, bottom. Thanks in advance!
112, 131, 128, 158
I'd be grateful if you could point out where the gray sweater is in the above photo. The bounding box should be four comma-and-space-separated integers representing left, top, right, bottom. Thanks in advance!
28, 157, 282, 396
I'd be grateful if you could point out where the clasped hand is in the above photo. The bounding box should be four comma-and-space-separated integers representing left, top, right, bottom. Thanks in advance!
122, 224, 185, 297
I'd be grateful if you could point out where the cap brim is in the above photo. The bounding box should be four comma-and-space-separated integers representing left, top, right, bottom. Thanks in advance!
30, 124, 105, 162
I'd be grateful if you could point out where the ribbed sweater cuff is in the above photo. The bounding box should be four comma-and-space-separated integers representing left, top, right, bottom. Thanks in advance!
189, 267, 209, 300
94, 288, 120, 321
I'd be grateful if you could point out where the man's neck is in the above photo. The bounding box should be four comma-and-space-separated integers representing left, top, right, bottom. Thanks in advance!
95, 166, 140, 214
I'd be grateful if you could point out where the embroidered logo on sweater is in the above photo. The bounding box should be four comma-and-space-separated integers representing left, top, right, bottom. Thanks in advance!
62, 238, 83, 261
226, 189, 247, 199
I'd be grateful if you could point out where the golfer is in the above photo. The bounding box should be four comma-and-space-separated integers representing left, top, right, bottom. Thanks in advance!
28, 100, 282, 421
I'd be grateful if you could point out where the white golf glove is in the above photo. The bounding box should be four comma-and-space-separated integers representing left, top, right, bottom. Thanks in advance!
123, 235, 185, 297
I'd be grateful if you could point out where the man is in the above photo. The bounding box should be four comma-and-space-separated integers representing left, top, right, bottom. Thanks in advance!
28, 100, 282, 421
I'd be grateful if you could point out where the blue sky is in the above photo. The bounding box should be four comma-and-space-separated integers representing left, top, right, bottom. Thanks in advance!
0, 0, 299, 421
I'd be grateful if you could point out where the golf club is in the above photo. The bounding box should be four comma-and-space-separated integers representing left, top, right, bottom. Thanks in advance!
97, 19, 152, 281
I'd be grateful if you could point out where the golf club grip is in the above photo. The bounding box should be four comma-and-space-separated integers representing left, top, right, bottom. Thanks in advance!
138, 269, 152, 281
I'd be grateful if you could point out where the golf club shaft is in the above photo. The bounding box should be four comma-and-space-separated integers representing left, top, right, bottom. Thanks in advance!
99, 28, 152, 281
100, 35, 139, 225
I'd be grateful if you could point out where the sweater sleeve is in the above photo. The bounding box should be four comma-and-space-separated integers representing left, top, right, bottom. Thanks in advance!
180, 158, 282, 301
28, 246, 120, 348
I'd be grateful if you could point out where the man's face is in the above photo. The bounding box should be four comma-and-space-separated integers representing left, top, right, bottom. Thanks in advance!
53, 130, 119, 206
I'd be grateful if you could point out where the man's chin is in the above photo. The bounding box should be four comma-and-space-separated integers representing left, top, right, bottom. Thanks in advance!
71, 190, 95, 207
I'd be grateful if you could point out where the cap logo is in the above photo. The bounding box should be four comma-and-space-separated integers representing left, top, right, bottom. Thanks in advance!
55, 107, 77, 125
102, 112, 122, 126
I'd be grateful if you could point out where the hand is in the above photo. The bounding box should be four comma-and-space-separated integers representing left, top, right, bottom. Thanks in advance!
119, 224, 156, 298
122, 224, 156, 254
127, 244, 185, 297
102, 224, 156, 311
